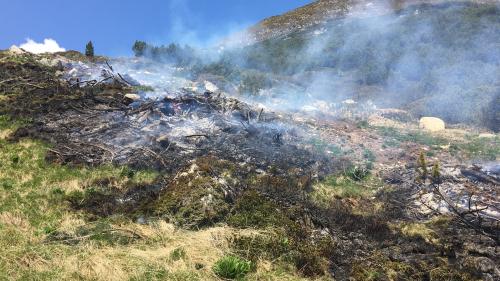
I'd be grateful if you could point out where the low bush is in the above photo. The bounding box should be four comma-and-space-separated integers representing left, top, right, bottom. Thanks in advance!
238, 70, 272, 95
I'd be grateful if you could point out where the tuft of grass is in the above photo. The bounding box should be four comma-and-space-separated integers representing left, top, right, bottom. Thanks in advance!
169, 247, 187, 262
129, 266, 168, 281
213, 255, 252, 280
345, 165, 371, 181
399, 222, 440, 245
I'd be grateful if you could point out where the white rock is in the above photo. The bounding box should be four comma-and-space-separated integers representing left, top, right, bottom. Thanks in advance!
68, 68, 78, 76
8, 45, 26, 55
419, 117, 445, 132
478, 133, 496, 139
204, 81, 219, 93
342, 99, 357, 105
124, 94, 141, 101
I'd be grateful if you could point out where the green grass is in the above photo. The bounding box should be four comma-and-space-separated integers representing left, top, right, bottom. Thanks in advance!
0, 115, 30, 130
133, 85, 155, 92
375, 126, 447, 147
363, 149, 376, 163
0, 136, 156, 227
308, 138, 344, 156
375, 125, 498, 161
450, 135, 499, 161
324, 175, 373, 198
310, 171, 382, 207
213, 255, 252, 280
0, 115, 160, 279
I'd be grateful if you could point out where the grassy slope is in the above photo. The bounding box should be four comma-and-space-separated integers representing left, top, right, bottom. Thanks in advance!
0, 115, 322, 280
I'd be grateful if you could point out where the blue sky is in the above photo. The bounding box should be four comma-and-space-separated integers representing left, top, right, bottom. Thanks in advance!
0, 0, 312, 56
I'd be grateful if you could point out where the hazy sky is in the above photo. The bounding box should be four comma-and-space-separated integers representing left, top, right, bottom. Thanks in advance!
0, 0, 312, 56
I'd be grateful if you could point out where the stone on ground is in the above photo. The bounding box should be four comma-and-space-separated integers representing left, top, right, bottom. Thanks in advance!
8, 46, 26, 55
419, 117, 445, 132
478, 133, 496, 139
124, 93, 141, 101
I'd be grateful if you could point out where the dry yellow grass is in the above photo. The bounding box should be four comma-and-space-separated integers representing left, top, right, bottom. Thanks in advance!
0, 128, 13, 139
396, 222, 440, 245
0, 212, 32, 232
29, 224, 262, 281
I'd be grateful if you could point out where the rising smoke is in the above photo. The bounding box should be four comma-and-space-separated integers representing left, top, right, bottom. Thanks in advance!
122, 1, 500, 128
248, 1, 500, 125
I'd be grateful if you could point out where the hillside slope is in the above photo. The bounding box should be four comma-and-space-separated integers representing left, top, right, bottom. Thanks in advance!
1, 49, 498, 280
247, 0, 499, 42
221, 0, 500, 130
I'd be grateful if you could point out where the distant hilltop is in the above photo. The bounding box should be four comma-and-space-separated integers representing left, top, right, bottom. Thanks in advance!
240, 0, 499, 44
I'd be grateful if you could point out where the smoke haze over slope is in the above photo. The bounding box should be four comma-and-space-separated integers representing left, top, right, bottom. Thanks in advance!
223, 1, 500, 127
126, 1, 500, 130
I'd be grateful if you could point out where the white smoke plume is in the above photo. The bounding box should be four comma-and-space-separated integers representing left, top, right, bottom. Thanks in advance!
16, 38, 66, 54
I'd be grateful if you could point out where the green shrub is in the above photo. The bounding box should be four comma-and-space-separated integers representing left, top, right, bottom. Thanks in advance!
151, 157, 235, 228
212, 256, 252, 280
238, 70, 271, 95
132, 41, 147, 57
417, 151, 428, 181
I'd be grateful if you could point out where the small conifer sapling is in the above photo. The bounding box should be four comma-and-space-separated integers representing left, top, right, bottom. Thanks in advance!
85, 41, 94, 57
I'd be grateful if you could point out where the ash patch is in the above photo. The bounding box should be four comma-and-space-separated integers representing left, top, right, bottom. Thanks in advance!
15, 89, 333, 177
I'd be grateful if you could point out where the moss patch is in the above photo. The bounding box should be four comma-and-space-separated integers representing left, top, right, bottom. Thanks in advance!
151, 157, 239, 228
227, 190, 292, 229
